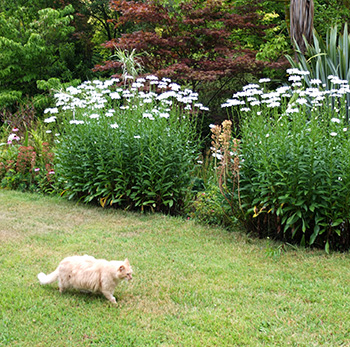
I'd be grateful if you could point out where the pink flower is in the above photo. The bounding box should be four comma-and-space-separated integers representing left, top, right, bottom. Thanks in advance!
12, 128, 19, 132
7, 134, 20, 143
48, 170, 55, 175
34, 168, 40, 172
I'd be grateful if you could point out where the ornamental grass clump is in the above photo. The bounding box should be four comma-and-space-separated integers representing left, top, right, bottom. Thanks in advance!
46, 76, 205, 214
217, 69, 350, 251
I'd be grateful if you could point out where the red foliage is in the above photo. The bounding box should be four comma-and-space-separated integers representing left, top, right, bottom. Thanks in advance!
42, 142, 55, 181
1, 143, 55, 180
16, 146, 37, 175
94, 0, 285, 85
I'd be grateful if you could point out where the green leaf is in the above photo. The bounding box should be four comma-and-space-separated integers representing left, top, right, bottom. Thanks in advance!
301, 218, 307, 233
286, 213, 299, 226
309, 204, 316, 212
309, 225, 320, 245
331, 219, 343, 227
142, 200, 155, 205
164, 200, 174, 207
325, 241, 330, 254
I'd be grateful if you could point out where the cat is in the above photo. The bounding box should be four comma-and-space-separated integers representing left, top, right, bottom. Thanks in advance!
37, 255, 133, 305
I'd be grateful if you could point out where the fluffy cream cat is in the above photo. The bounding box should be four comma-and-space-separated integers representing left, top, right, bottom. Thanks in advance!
37, 255, 132, 305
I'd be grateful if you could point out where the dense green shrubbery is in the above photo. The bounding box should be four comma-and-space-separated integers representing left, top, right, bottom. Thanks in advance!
213, 69, 350, 251
46, 77, 205, 213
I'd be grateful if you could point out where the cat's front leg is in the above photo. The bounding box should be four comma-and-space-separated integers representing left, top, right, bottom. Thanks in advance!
102, 291, 117, 305
58, 279, 66, 293
110, 296, 117, 305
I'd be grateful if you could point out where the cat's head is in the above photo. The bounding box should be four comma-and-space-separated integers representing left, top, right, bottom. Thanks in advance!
118, 258, 133, 281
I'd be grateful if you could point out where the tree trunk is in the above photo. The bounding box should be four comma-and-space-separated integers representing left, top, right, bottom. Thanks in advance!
290, 0, 314, 56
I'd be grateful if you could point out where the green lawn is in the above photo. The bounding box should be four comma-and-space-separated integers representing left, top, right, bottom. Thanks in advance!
1, 190, 350, 346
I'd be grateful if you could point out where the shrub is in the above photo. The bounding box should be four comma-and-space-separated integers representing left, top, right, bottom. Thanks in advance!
0, 129, 56, 193
0, 99, 56, 194
215, 69, 350, 251
190, 184, 236, 227
46, 76, 205, 214
94, 0, 288, 126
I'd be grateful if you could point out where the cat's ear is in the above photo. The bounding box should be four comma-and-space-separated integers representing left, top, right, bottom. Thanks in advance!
124, 258, 130, 266
119, 265, 125, 272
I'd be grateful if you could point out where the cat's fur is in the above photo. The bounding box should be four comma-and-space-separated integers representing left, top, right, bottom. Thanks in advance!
37, 255, 132, 305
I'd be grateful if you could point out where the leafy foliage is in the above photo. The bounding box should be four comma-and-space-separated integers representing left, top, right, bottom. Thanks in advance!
214, 69, 350, 251
286, 24, 350, 87
286, 24, 350, 121
76, 0, 119, 42
0, 0, 349, 117
0, 1, 97, 112
93, 0, 290, 128
0, 131, 56, 193
190, 185, 235, 227
52, 0, 123, 62
313, 0, 350, 37
95, 0, 286, 86
0, 4, 95, 111
48, 77, 204, 214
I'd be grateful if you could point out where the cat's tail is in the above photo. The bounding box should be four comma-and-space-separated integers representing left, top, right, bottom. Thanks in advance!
37, 268, 59, 285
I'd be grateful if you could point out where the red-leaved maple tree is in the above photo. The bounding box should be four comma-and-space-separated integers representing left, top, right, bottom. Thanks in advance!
94, 0, 286, 88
